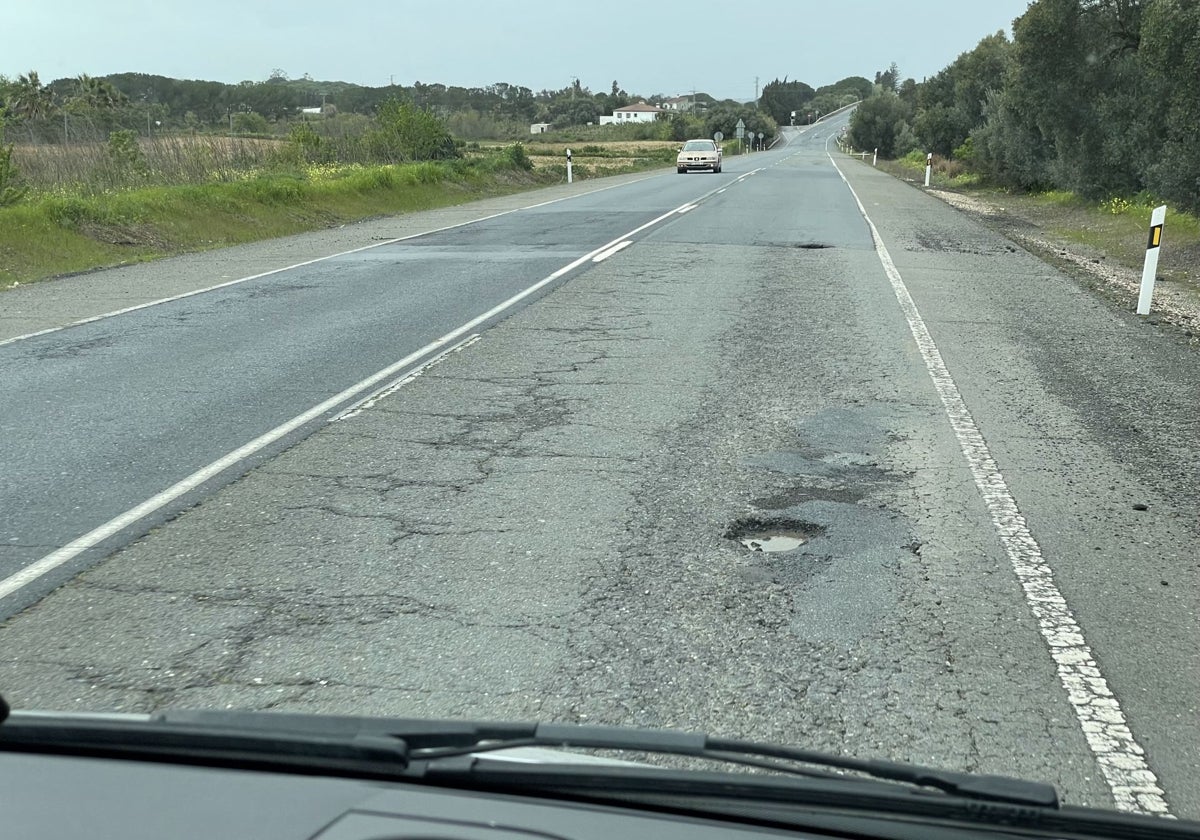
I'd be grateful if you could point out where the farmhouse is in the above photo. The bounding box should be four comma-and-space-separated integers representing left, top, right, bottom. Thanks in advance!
598, 101, 663, 125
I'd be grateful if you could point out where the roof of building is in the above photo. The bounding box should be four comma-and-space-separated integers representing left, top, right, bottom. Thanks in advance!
614, 101, 663, 113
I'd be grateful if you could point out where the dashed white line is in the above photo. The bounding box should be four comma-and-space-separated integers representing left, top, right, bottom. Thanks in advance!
827, 151, 1171, 817
677, 205, 698, 214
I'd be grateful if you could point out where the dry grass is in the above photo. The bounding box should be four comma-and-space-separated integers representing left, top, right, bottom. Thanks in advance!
11, 134, 288, 193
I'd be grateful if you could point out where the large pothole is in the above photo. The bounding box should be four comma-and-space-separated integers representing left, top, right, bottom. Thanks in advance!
724, 517, 825, 554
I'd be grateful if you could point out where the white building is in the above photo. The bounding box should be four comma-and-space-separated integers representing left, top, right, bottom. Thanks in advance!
659, 96, 696, 112
598, 102, 663, 125
530, 122, 552, 134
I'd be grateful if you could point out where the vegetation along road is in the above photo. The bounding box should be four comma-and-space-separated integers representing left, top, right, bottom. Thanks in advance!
2, 117, 1197, 819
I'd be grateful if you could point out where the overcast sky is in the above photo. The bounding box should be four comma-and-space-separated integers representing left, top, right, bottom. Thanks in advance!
7, 1, 1032, 99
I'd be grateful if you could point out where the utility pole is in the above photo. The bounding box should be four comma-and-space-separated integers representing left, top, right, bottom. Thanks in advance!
754, 76, 759, 105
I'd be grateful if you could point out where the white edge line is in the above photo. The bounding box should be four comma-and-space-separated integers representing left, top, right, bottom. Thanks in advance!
0, 199, 695, 603
0, 172, 670, 350
331, 334, 482, 422
676, 205, 698, 214
826, 150, 1171, 817
592, 241, 633, 263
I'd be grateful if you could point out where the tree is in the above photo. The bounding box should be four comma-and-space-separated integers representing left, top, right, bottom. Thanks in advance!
1140, 0, 1200, 210
9, 71, 54, 121
848, 93, 913, 157
232, 110, 270, 134
874, 63, 900, 93
704, 105, 777, 143
913, 32, 1009, 157
759, 77, 815, 126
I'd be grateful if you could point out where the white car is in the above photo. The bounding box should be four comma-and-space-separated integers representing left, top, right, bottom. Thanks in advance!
677, 139, 722, 173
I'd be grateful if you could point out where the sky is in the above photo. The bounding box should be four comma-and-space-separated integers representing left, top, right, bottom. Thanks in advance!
7, 1, 1033, 100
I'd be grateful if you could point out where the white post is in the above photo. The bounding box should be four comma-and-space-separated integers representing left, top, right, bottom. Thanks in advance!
566, 149, 573, 184
873, 148, 878, 167
1136, 205, 1168, 315
924, 153, 932, 187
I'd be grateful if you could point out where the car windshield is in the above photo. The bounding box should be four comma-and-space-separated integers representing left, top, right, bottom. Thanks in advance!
1, 0, 1197, 827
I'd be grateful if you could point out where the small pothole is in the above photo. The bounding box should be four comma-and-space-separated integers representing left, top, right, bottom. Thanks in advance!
795, 243, 832, 249
725, 517, 825, 554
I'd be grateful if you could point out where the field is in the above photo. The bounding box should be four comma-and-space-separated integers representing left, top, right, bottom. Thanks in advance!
11, 135, 288, 192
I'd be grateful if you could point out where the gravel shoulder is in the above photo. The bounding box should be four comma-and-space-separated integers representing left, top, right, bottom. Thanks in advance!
869, 166, 1200, 345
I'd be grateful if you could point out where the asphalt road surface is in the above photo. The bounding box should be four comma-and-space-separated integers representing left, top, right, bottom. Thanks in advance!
2, 117, 1197, 819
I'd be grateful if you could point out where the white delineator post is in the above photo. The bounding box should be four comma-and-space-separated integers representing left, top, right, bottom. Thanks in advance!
873, 148, 878, 166
924, 152, 932, 187
1136, 204, 1168, 315
566, 148, 573, 184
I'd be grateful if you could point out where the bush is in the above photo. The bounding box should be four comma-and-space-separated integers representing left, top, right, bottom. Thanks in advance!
365, 99, 459, 163
893, 120, 919, 157
504, 142, 533, 171
107, 129, 147, 177
848, 94, 913, 158
0, 125, 28, 206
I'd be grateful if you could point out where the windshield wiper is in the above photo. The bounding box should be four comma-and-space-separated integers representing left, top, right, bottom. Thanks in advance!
0, 697, 1053, 806
0, 698, 1054, 806
401, 720, 1058, 808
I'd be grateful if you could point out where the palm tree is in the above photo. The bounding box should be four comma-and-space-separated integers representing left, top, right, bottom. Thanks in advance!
9, 71, 54, 121
71, 74, 128, 111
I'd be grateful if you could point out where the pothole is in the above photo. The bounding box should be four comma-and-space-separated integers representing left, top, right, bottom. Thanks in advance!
724, 517, 825, 554
795, 243, 832, 249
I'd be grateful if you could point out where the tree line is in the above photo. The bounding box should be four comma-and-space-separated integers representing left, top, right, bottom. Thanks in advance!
848, 0, 1200, 212
0, 69, 791, 143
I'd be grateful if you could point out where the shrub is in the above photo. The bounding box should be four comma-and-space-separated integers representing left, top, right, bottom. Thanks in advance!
365, 99, 458, 163
107, 129, 147, 177
504, 142, 533, 171
0, 124, 28, 206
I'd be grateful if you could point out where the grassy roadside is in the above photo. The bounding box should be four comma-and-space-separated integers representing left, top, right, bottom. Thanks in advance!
0, 148, 670, 289
875, 154, 1200, 291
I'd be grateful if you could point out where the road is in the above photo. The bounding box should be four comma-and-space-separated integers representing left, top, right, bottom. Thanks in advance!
1, 117, 1197, 819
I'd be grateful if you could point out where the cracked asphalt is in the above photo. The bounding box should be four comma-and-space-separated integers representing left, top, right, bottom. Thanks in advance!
2, 123, 1198, 817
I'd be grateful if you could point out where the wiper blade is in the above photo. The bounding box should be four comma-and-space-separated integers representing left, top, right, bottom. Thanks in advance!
0, 709, 412, 779
408, 721, 1058, 808
3, 705, 1054, 807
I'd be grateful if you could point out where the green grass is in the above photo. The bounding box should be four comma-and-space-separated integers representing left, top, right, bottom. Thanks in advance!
1038, 193, 1200, 280
0, 157, 557, 288
866, 153, 1200, 291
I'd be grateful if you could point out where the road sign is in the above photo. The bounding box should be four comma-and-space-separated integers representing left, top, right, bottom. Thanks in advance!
735, 126, 744, 139
713, 131, 724, 142
757, 132, 764, 139
735, 118, 745, 129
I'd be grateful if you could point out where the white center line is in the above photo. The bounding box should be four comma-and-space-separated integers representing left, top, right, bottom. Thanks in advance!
0, 199, 696, 603
827, 151, 1171, 817
0, 173, 670, 350
592, 241, 633, 262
